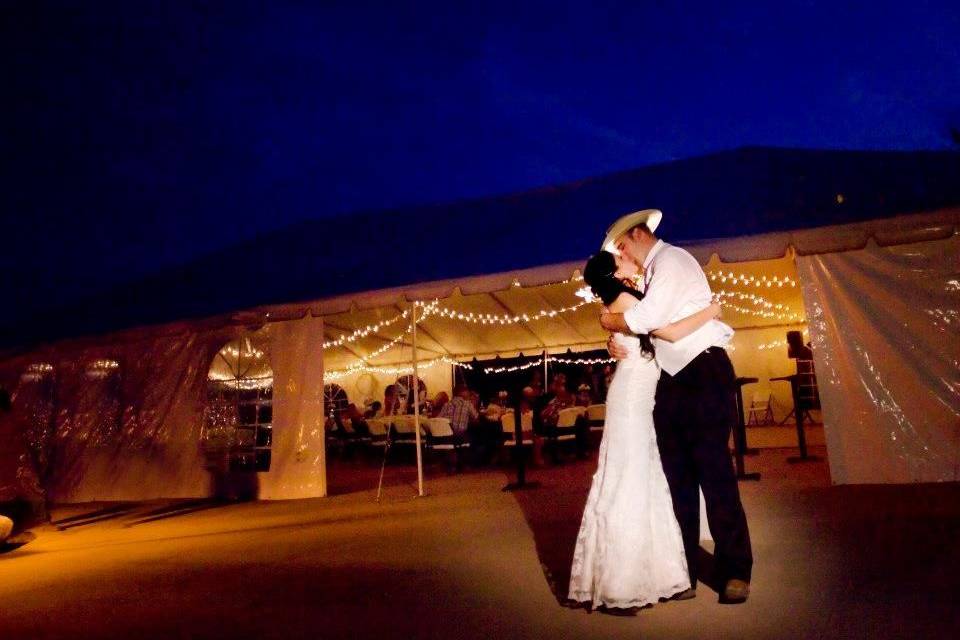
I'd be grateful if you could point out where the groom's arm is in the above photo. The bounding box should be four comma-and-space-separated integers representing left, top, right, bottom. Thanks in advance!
599, 312, 630, 333
602, 252, 695, 335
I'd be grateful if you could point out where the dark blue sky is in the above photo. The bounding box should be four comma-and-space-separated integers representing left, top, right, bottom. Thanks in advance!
3, 1, 959, 314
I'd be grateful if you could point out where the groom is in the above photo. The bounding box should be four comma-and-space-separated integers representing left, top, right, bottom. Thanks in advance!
599, 209, 753, 604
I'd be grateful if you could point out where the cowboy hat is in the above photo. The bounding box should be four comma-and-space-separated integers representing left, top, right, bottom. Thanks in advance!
601, 208, 662, 254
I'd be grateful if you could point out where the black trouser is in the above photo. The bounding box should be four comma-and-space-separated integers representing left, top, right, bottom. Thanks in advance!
653, 348, 753, 586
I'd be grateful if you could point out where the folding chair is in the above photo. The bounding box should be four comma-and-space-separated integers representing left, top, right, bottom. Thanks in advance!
500, 410, 534, 447
586, 404, 606, 432
365, 417, 390, 449
746, 392, 774, 426
424, 417, 467, 470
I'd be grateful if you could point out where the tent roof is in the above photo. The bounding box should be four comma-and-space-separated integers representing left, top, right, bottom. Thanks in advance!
318, 250, 808, 371
5, 146, 960, 352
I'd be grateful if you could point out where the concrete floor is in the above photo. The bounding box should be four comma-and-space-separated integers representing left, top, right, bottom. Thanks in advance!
1, 447, 958, 639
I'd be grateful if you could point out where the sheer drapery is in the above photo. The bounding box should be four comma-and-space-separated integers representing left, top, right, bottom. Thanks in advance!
260, 316, 327, 499
1, 327, 235, 502
797, 235, 960, 484
1, 315, 328, 503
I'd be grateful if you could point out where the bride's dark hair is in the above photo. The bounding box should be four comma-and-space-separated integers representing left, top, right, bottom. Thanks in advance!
583, 251, 654, 356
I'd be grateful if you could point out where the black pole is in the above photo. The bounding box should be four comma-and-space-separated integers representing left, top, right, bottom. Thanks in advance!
502, 385, 539, 492
787, 378, 821, 463
513, 393, 525, 486
733, 377, 761, 481
795, 381, 808, 458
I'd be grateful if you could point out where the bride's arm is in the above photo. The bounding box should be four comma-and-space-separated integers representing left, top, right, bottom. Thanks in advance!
651, 302, 722, 343
606, 292, 639, 314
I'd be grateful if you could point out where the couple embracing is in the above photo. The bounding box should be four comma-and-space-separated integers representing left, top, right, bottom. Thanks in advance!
567, 209, 753, 611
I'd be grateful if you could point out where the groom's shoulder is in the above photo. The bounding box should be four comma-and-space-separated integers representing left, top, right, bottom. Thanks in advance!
658, 242, 701, 267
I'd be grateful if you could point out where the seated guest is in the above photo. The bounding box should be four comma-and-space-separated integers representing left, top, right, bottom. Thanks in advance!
364, 401, 383, 419
504, 387, 545, 466
439, 385, 478, 437
540, 373, 575, 429
540, 373, 589, 459
528, 371, 544, 397
520, 386, 537, 414
603, 365, 614, 393
484, 390, 509, 422
430, 391, 450, 417
384, 385, 402, 416
576, 384, 592, 407
341, 403, 370, 437
324, 413, 338, 434
583, 364, 606, 402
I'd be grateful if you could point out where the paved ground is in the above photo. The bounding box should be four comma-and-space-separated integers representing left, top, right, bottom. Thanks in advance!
1, 447, 958, 639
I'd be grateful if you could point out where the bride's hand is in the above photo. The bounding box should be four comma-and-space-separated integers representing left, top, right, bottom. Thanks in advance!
710, 302, 723, 319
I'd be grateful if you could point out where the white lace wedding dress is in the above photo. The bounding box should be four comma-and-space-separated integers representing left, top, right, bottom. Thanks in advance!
567, 333, 690, 609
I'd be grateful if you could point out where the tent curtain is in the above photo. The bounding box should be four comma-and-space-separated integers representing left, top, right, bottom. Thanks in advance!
0, 327, 239, 503
260, 316, 327, 499
796, 234, 960, 484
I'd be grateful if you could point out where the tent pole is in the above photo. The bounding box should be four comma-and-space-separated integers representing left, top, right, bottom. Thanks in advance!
412, 302, 424, 497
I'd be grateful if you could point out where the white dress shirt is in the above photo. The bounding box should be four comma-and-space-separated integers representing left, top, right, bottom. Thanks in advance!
623, 240, 733, 376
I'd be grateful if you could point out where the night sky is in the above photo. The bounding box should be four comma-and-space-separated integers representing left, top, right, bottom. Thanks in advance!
3, 1, 959, 316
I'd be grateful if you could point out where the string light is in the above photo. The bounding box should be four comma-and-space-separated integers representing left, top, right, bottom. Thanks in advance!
323, 356, 472, 382
757, 339, 787, 351
85, 359, 120, 380
88, 359, 119, 370
714, 289, 792, 310
219, 345, 265, 360
20, 363, 54, 382
708, 271, 798, 288
321, 309, 410, 349
926, 308, 958, 326
716, 299, 804, 323
431, 300, 591, 325
358, 326, 413, 362
712, 289, 804, 321
343, 300, 441, 364
483, 358, 546, 374
755, 329, 810, 351
482, 354, 616, 374
551, 356, 616, 366
208, 375, 274, 390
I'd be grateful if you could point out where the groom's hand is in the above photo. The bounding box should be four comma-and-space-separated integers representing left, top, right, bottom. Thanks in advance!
607, 335, 630, 360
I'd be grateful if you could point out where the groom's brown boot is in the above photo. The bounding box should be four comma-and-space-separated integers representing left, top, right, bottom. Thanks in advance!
722, 579, 750, 604
670, 587, 696, 601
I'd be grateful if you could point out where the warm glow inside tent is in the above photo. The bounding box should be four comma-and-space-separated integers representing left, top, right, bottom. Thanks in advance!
316, 250, 805, 421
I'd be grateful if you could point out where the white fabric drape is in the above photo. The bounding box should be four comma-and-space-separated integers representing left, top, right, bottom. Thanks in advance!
260, 316, 327, 499
796, 235, 960, 484
2, 328, 233, 503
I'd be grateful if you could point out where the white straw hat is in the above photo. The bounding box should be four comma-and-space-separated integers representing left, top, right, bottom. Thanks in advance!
601, 209, 662, 254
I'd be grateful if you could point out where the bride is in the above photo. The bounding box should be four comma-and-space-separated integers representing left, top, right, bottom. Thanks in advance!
567, 250, 721, 611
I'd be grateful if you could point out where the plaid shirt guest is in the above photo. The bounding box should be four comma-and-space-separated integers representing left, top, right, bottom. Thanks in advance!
440, 387, 478, 436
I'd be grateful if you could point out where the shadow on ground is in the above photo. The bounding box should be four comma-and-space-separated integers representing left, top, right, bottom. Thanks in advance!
502, 457, 593, 603
505, 445, 960, 617
0, 530, 36, 555
53, 504, 139, 530
124, 499, 234, 527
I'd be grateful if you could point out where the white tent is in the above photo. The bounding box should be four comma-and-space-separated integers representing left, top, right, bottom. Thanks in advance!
3, 206, 957, 503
